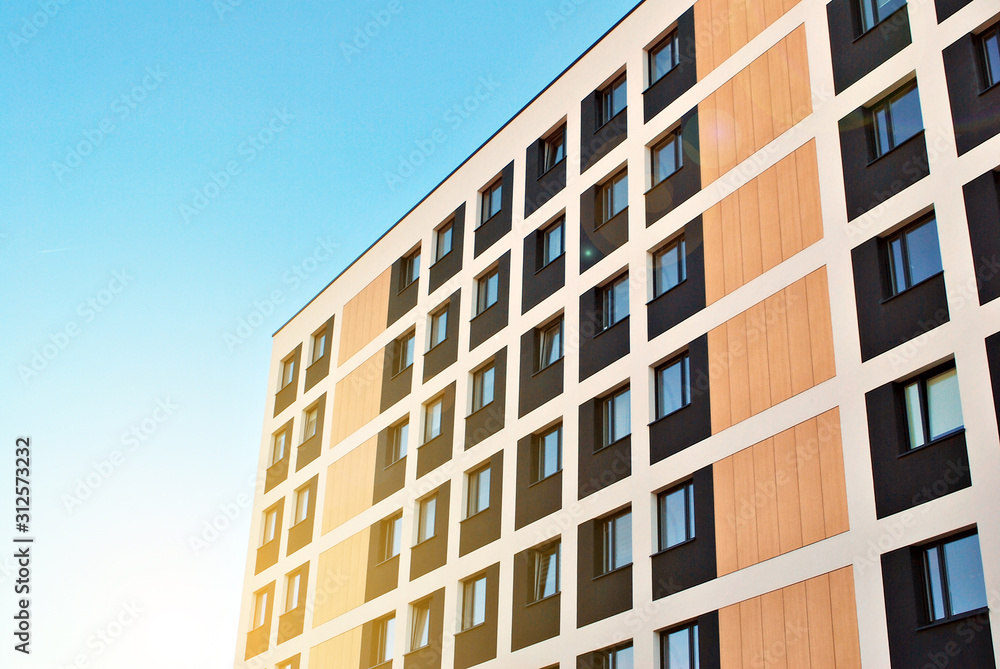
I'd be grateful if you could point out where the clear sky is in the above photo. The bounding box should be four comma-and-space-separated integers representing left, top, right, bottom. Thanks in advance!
0, 0, 640, 666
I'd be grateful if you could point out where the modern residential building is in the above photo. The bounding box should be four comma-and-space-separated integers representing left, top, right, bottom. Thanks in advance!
234, 0, 1000, 665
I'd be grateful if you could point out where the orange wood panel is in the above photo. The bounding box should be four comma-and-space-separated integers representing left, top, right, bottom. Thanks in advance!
729, 0, 750, 60
749, 55, 775, 151
783, 581, 813, 668
763, 292, 793, 405
753, 438, 782, 561
745, 302, 772, 416
763, 0, 785, 27
787, 26, 813, 123
784, 280, 815, 396
761, 589, 789, 669
817, 408, 850, 536
784, 0, 802, 14
795, 419, 827, 546
733, 446, 760, 569
714, 458, 740, 576
776, 153, 804, 261
716, 81, 738, 177
710, 0, 732, 73
694, 0, 713, 81
722, 193, 745, 295
719, 603, 744, 668
733, 69, 756, 164
806, 574, 838, 669
796, 140, 824, 247
772, 426, 804, 553
703, 204, 726, 305
699, 94, 721, 186
829, 567, 863, 669
338, 268, 391, 364
806, 268, 837, 384
767, 39, 794, 138
746, 0, 767, 41
739, 597, 766, 669
709, 324, 733, 433
739, 181, 765, 284
756, 167, 784, 272
727, 312, 753, 426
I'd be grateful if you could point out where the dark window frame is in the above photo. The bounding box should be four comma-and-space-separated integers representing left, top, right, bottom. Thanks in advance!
600, 273, 630, 331
379, 512, 403, 563
600, 385, 632, 450
652, 234, 687, 298
599, 509, 633, 575
480, 178, 504, 226
541, 125, 567, 174
599, 74, 628, 127
399, 248, 421, 292
598, 170, 629, 227
461, 573, 489, 631
884, 215, 943, 297
900, 360, 964, 453
371, 614, 395, 666
465, 462, 492, 517
868, 81, 923, 161
857, 0, 906, 33
471, 361, 497, 413
387, 419, 409, 467
434, 220, 454, 263
392, 330, 415, 377
476, 266, 501, 315
656, 480, 695, 552
651, 128, 684, 187
529, 541, 561, 603
649, 30, 680, 86
654, 353, 692, 420
531, 423, 562, 484
919, 530, 989, 625
429, 303, 449, 350
980, 24, 1000, 90
540, 217, 565, 269
536, 317, 564, 372
310, 326, 328, 365
659, 621, 699, 668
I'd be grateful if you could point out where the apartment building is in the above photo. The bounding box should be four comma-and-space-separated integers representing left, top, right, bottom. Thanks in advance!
234, 0, 1000, 665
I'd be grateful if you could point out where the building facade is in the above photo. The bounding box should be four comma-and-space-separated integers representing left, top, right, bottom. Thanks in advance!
234, 0, 1000, 665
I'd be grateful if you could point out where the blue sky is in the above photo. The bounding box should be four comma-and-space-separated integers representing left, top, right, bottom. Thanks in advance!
0, 0, 640, 666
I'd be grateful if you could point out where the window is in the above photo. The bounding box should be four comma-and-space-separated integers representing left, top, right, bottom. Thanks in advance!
435, 221, 453, 262
600, 274, 630, 330
600, 642, 634, 669
429, 306, 448, 348
655, 354, 691, 419
284, 571, 303, 612
538, 318, 563, 370
261, 507, 278, 546
658, 482, 695, 551
476, 267, 500, 314
423, 398, 443, 442
303, 406, 318, 441
279, 357, 295, 390
886, 217, 943, 295
388, 420, 408, 465
922, 532, 988, 622
462, 575, 487, 630
983, 26, 1000, 89
602, 386, 631, 448
311, 328, 327, 364
410, 601, 430, 650
661, 623, 699, 668
652, 130, 683, 186
466, 464, 491, 516
417, 495, 437, 543
531, 542, 560, 602
653, 236, 687, 297
532, 424, 562, 483
599, 171, 629, 225
543, 127, 566, 172
650, 31, 680, 84
859, 0, 905, 31
471, 363, 496, 412
393, 331, 415, 375
600, 510, 632, 574
270, 428, 289, 466
903, 364, 964, 450
293, 485, 311, 525
870, 82, 923, 158
541, 218, 564, 267
380, 513, 403, 562
251, 589, 269, 629
600, 74, 627, 125
481, 179, 503, 223
400, 249, 420, 290
373, 615, 395, 666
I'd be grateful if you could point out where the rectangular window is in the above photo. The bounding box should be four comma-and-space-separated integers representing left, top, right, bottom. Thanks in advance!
602, 386, 631, 448
261, 507, 278, 546
462, 576, 488, 630
538, 318, 563, 371
600, 274, 630, 330
601, 510, 632, 573
293, 485, 311, 525
393, 332, 415, 375
388, 420, 408, 465
655, 354, 691, 419
424, 398, 443, 442
983, 26, 1000, 88
417, 495, 437, 543
481, 179, 503, 223
653, 236, 687, 297
410, 601, 430, 650
373, 615, 395, 665
650, 31, 680, 84
270, 428, 288, 466
400, 249, 420, 291
601, 642, 634, 669
541, 218, 564, 267
303, 406, 318, 441
252, 589, 269, 629
658, 481, 695, 551
429, 306, 449, 348
279, 357, 295, 390
543, 127, 566, 172
532, 542, 560, 602
599, 171, 629, 225
311, 328, 328, 364
903, 364, 964, 450
600, 74, 627, 125
380, 513, 403, 562
652, 130, 683, 185
476, 267, 500, 314
859, 0, 906, 31
471, 363, 496, 412
922, 532, 988, 622
870, 82, 923, 158
661, 623, 699, 668
285, 571, 302, 612
435, 221, 453, 262
466, 464, 491, 516
532, 424, 562, 482
887, 217, 943, 295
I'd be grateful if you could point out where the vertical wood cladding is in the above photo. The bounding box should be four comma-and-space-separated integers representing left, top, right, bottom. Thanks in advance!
331, 351, 385, 447
313, 527, 371, 627
322, 436, 377, 535
714, 409, 849, 577
694, 0, 804, 81
307, 624, 363, 669
338, 268, 392, 365
698, 26, 812, 187
708, 267, 836, 434
703, 140, 823, 304
718, 567, 862, 668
